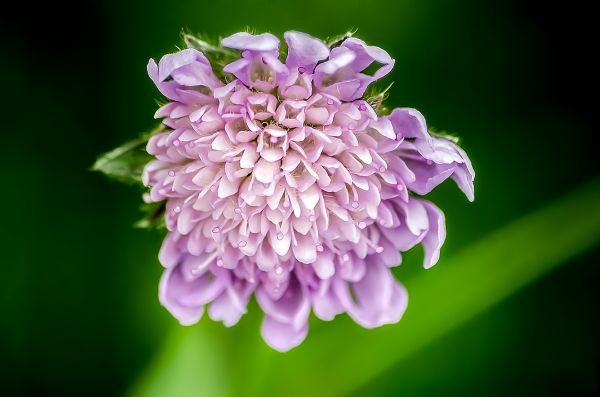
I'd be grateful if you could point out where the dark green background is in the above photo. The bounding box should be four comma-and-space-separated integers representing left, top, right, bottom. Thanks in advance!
1, 0, 597, 395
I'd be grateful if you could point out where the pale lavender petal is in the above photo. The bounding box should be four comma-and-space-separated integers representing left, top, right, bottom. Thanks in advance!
261, 315, 308, 352
284, 31, 329, 69
221, 32, 280, 52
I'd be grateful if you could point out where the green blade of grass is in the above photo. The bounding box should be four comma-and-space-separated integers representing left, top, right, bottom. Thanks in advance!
127, 325, 230, 397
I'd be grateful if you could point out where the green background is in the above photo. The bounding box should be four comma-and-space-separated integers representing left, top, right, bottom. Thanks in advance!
1, 0, 598, 396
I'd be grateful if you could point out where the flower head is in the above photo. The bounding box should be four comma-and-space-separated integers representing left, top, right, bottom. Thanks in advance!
143, 31, 474, 351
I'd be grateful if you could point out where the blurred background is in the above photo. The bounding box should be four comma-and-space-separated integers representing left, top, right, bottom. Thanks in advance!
1, 0, 598, 396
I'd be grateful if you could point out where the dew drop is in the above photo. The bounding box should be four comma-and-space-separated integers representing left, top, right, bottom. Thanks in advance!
342, 254, 350, 262
327, 99, 334, 105
376, 246, 384, 253
173, 206, 181, 213
275, 266, 283, 275
216, 258, 224, 267
238, 240, 247, 247
316, 243, 324, 252
379, 166, 386, 173
298, 66, 306, 74
212, 226, 220, 233
168, 170, 176, 177
358, 221, 367, 229
210, 185, 217, 192
351, 201, 359, 209
277, 232, 284, 240
234, 207, 242, 214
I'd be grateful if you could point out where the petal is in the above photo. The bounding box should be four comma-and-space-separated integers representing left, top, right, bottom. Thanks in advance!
159, 265, 204, 325
284, 30, 329, 69
221, 32, 280, 52
293, 233, 317, 264
208, 281, 253, 327
254, 158, 279, 184
334, 260, 407, 328
420, 200, 446, 269
256, 277, 310, 330
261, 316, 308, 352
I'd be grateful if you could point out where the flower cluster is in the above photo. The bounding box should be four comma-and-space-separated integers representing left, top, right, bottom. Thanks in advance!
144, 31, 474, 351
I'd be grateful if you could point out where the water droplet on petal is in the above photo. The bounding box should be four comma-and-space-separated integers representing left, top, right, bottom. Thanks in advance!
173, 206, 181, 213
376, 246, 384, 253
277, 232, 284, 240
168, 170, 176, 177
379, 166, 386, 173
238, 240, 247, 247
275, 266, 283, 275
298, 66, 306, 74
351, 201, 359, 209
358, 221, 367, 229
342, 254, 350, 262
327, 99, 334, 105
234, 207, 242, 214
216, 258, 224, 267
210, 185, 217, 192
316, 243, 324, 252
212, 226, 220, 233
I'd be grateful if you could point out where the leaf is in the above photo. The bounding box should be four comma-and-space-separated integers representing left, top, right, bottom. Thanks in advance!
126, 326, 230, 397
134, 201, 166, 230
91, 125, 163, 185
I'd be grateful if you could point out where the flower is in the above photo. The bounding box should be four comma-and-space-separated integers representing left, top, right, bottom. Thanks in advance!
143, 31, 474, 352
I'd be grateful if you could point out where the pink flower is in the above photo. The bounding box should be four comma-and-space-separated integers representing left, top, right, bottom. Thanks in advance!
144, 31, 474, 351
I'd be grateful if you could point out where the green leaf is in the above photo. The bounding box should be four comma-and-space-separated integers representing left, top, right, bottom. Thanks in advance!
126, 326, 230, 397
91, 125, 163, 185
134, 201, 166, 230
